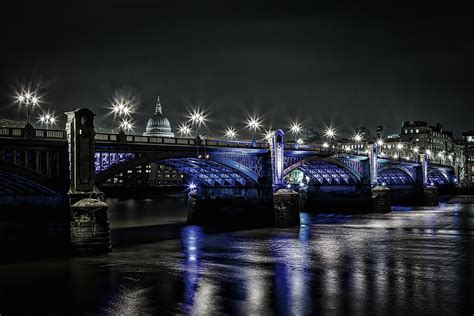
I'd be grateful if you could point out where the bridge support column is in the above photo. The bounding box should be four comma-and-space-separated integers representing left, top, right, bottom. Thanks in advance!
273, 188, 300, 227
66, 108, 111, 254
270, 129, 300, 226
366, 143, 391, 213
420, 153, 439, 206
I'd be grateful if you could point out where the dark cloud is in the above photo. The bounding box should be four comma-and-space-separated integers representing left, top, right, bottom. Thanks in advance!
1, 0, 473, 137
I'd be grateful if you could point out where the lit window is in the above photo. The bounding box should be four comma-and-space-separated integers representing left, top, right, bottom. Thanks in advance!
416, 129, 419, 133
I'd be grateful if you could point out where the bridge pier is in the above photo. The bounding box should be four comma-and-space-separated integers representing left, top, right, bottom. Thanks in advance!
423, 186, 439, 206
66, 108, 111, 254
70, 197, 111, 254
273, 188, 300, 227
371, 185, 391, 213
186, 188, 198, 223
419, 153, 439, 206
185, 186, 274, 226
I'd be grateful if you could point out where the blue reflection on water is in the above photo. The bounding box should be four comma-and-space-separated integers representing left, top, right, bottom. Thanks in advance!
392, 206, 415, 212
310, 213, 353, 224
181, 225, 204, 309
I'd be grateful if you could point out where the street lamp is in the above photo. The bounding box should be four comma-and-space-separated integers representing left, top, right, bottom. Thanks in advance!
15, 89, 40, 127
353, 132, 363, 154
187, 109, 207, 138
111, 99, 133, 133
323, 127, 336, 152
246, 115, 262, 143
178, 123, 192, 137
437, 151, 444, 164
412, 146, 419, 160
396, 143, 403, 159
263, 129, 274, 142
224, 127, 237, 140
39, 113, 56, 129
119, 119, 133, 133
289, 122, 302, 143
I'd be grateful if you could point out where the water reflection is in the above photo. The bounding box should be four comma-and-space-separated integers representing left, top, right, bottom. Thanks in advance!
0, 202, 473, 314
181, 225, 204, 311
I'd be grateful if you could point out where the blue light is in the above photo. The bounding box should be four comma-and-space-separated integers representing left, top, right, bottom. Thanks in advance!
188, 182, 197, 190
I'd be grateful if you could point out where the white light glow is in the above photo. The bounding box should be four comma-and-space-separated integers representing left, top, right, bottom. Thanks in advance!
246, 116, 262, 131
289, 122, 302, 135
178, 123, 192, 137
188, 109, 207, 126
224, 127, 237, 140
324, 127, 336, 139
119, 119, 134, 132
354, 133, 362, 142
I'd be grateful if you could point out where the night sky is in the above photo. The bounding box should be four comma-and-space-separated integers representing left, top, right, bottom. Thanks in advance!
1, 0, 473, 137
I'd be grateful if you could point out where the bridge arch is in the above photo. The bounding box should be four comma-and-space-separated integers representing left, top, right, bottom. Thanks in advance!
284, 157, 362, 185
0, 168, 59, 196
94, 151, 260, 187
0, 160, 62, 192
377, 166, 415, 185
427, 169, 450, 186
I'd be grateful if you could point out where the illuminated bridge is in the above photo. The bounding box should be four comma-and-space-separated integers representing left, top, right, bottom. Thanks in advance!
0, 108, 456, 253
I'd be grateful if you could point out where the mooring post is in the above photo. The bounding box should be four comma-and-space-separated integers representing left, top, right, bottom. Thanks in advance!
65, 108, 111, 254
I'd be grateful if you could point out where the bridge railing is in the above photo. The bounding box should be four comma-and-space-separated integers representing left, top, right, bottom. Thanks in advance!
0, 127, 66, 140
95, 133, 270, 149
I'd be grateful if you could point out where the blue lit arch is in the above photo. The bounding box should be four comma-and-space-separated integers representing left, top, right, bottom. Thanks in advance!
284, 157, 362, 185
94, 151, 260, 187
285, 159, 360, 185
377, 167, 415, 185
428, 169, 449, 186
160, 158, 256, 187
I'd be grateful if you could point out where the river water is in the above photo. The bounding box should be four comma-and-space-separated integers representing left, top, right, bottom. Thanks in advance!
0, 199, 473, 315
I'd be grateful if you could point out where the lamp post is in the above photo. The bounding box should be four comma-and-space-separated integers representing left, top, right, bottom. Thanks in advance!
246, 115, 262, 145
178, 123, 192, 138
188, 109, 206, 138
324, 127, 336, 153
396, 143, 403, 160
112, 100, 133, 133
376, 138, 384, 156
39, 113, 56, 130
353, 132, 362, 154
290, 122, 302, 144
413, 146, 419, 161
224, 127, 237, 140
16, 90, 40, 128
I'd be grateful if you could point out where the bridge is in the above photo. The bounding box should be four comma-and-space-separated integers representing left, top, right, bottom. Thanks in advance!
0, 108, 456, 253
